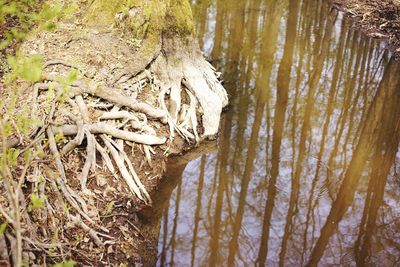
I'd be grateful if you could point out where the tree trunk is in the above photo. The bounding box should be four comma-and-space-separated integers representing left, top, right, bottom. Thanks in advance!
84, 0, 228, 135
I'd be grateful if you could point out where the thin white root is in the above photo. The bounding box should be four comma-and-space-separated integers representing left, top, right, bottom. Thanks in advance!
186, 89, 200, 142
101, 135, 149, 203
178, 104, 188, 123
46, 127, 95, 225
80, 130, 96, 190
159, 87, 192, 143
55, 122, 166, 145
81, 84, 167, 123
94, 139, 115, 174
70, 214, 104, 247
61, 112, 85, 155
116, 139, 124, 154
99, 110, 156, 135
177, 88, 199, 142
75, 95, 90, 122
60, 97, 85, 155
102, 135, 151, 204
42, 74, 168, 122
169, 84, 181, 122
55, 77, 167, 123
182, 63, 228, 136
159, 87, 176, 142
143, 145, 152, 167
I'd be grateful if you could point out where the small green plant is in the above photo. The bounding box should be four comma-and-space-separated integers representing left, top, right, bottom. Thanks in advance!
53, 260, 77, 267
29, 193, 46, 210
0, 222, 7, 236
0, 1, 69, 266
0, 0, 63, 49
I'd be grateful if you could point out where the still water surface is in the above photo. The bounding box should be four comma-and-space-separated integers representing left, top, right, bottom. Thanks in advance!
145, 0, 400, 266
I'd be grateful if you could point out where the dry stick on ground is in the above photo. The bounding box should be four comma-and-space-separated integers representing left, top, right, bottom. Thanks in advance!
69, 214, 103, 247
43, 59, 93, 79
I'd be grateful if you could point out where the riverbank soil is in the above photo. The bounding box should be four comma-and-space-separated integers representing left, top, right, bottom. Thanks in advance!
334, 0, 400, 58
0, 0, 227, 265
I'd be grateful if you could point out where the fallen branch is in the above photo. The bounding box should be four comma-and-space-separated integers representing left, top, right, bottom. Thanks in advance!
70, 214, 104, 247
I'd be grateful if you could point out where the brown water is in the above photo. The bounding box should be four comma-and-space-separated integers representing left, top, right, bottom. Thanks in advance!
143, 0, 400, 266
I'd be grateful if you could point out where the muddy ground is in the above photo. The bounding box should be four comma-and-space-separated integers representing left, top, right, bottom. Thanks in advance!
334, 0, 400, 59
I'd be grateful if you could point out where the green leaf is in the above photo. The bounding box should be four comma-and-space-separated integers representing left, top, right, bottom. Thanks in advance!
7, 54, 43, 82
41, 21, 57, 31
20, 55, 43, 82
2, 3, 16, 15
23, 149, 32, 162
6, 148, 19, 166
53, 260, 76, 267
66, 69, 79, 84
36, 149, 46, 159
30, 193, 45, 210
55, 133, 64, 144
106, 201, 115, 215
0, 223, 7, 236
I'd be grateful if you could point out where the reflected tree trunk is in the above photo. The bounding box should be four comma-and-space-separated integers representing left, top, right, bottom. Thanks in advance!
190, 155, 206, 266
306, 58, 400, 267
226, 0, 284, 264
208, 112, 233, 266
227, 93, 265, 266
211, 0, 226, 60
193, 0, 211, 48
256, 0, 299, 265
301, 17, 347, 264
279, 8, 337, 266
160, 205, 170, 267
169, 180, 182, 267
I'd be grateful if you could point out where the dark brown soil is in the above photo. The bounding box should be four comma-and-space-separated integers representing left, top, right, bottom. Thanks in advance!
333, 0, 400, 59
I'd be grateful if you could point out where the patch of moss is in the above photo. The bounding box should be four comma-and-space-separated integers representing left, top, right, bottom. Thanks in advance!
85, 1, 128, 26
85, 0, 196, 56
164, 0, 195, 37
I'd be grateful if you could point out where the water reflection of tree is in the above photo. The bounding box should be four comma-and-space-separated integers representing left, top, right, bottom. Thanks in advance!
152, 0, 400, 266
306, 58, 400, 267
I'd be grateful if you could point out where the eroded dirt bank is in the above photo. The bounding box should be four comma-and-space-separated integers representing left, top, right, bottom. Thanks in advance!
334, 0, 400, 58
